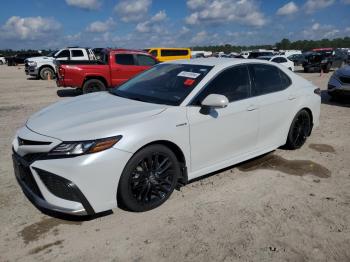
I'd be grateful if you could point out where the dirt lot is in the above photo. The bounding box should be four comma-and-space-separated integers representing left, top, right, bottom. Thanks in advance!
0, 65, 349, 262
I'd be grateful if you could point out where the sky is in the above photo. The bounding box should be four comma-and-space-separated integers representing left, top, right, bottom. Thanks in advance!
0, 0, 349, 50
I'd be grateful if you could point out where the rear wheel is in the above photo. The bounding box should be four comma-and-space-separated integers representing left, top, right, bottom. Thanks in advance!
82, 79, 106, 94
40, 67, 55, 80
0, 61, 3, 65
118, 145, 180, 212
285, 110, 311, 149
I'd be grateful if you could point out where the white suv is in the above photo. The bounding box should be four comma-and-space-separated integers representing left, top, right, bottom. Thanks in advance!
25, 48, 95, 80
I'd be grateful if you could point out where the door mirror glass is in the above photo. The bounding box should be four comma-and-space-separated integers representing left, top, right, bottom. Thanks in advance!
201, 94, 229, 108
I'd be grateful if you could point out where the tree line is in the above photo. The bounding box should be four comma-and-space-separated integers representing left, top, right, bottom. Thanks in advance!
1, 37, 350, 56
191, 37, 350, 53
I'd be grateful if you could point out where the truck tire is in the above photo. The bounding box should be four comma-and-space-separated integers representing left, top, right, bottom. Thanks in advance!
82, 79, 106, 94
40, 67, 55, 80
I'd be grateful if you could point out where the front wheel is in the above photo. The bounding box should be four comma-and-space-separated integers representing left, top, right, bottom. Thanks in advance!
40, 67, 55, 80
118, 145, 180, 212
285, 110, 312, 149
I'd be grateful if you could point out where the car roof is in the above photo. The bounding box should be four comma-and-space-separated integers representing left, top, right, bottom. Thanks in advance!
165, 57, 278, 68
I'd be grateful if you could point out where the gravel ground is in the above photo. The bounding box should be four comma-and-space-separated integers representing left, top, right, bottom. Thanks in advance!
0, 65, 349, 262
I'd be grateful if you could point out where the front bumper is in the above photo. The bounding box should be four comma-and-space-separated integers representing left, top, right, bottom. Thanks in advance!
12, 126, 132, 216
25, 64, 39, 76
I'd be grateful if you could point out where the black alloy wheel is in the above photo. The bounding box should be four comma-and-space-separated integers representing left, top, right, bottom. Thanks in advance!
118, 145, 180, 212
286, 110, 311, 149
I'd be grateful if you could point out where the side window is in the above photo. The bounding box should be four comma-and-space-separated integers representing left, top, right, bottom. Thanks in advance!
71, 50, 84, 57
115, 54, 135, 65
56, 50, 70, 58
279, 57, 287, 63
195, 66, 250, 104
161, 49, 189, 57
249, 64, 290, 96
272, 57, 280, 63
150, 50, 158, 57
136, 55, 156, 66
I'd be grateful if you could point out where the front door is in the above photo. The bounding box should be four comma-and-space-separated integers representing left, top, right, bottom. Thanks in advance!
187, 65, 259, 173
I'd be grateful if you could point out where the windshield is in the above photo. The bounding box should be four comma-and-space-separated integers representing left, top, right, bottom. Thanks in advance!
110, 63, 213, 106
47, 50, 58, 57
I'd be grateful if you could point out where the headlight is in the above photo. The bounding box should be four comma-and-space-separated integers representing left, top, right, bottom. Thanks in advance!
27, 61, 37, 66
49, 136, 122, 156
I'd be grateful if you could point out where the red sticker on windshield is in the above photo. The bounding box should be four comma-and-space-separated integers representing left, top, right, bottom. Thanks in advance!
184, 79, 195, 87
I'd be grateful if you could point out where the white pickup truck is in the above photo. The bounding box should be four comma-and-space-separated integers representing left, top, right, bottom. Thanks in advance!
25, 47, 96, 80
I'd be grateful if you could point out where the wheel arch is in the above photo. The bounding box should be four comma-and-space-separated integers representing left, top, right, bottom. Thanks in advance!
125, 140, 189, 186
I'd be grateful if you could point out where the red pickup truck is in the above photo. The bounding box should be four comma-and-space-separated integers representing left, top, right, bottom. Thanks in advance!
56, 49, 158, 93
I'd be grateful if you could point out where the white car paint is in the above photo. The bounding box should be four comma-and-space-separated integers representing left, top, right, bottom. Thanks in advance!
12, 58, 320, 215
0, 57, 6, 64
260, 55, 295, 71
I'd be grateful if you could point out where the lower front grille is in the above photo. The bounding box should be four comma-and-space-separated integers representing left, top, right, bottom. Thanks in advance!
13, 154, 43, 198
36, 169, 80, 202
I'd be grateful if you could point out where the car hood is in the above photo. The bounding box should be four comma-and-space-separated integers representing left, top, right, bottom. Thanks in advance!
26, 92, 167, 141
26, 56, 54, 62
336, 65, 350, 76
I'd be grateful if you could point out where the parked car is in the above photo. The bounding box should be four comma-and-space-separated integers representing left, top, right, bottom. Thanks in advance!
6, 52, 41, 66
25, 47, 96, 80
287, 54, 305, 66
256, 55, 294, 71
56, 49, 157, 93
240, 51, 251, 58
248, 51, 274, 59
328, 65, 350, 99
278, 50, 302, 57
12, 58, 320, 215
145, 48, 191, 62
303, 50, 347, 73
0, 56, 6, 65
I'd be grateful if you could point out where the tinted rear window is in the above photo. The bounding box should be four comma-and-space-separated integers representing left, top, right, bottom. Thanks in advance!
161, 49, 189, 57
249, 64, 291, 95
115, 54, 135, 65
71, 50, 84, 57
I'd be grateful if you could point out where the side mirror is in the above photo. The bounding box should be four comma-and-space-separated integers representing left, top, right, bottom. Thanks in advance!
201, 94, 229, 108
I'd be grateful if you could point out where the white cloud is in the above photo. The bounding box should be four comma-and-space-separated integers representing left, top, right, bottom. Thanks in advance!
135, 10, 167, 33
86, 18, 115, 33
302, 22, 341, 39
304, 0, 335, 13
185, 0, 266, 27
276, 2, 299, 16
0, 16, 61, 40
65, 0, 101, 10
115, 0, 152, 22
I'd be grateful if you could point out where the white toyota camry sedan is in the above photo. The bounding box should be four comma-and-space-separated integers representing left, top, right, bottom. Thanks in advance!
12, 58, 321, 215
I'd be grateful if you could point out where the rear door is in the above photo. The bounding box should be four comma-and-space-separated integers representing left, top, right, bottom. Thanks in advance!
248, 64, 295, 150
110, 53, 139, 86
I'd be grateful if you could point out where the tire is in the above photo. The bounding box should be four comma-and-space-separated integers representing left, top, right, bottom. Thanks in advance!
323, 64, 331, 73
0, 61, 3, 65
303, 67, 309, 73
40, 67, 55, 80
82, 79, 106, 94
285, 110, 312, 150
118, 144, 180, 212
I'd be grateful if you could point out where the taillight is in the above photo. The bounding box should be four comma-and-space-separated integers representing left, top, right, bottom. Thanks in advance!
314, 88, 321, 96
59, 67, 65, 78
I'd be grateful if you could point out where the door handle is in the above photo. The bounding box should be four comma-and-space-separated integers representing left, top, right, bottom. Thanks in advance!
246, 105, 258, 111
288, 96, 296, 101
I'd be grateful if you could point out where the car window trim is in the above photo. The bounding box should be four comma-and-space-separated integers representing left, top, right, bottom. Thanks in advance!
188, 64, 253, 106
